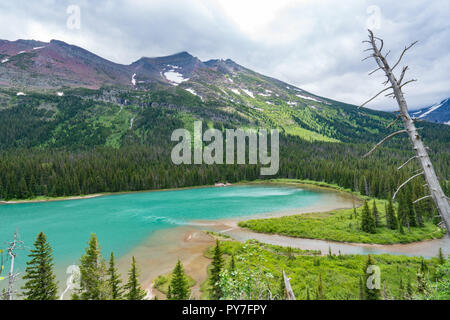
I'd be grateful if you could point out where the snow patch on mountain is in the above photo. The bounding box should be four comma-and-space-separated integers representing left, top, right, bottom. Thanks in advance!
164, 70, 189, 85
416, 102, 444, 119
242, 89, 254, 98
296, 94, 321, 103
230, 88, 241, 95
1, 58, 8, 63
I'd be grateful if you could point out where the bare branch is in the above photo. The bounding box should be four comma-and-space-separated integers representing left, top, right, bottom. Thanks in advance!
413, 195, 432, 204
362, 55, 376, 61
359, 86, 393, 109
399, 79, 417, 89
363, 130, 407, 158
397, 155, 418, 170
393, 171, 424, 200
374, 37, 384, 52
369, 67, 382, 75
392, 41, 419, 71
387, 115, 401, 128
397, 66, 409, 85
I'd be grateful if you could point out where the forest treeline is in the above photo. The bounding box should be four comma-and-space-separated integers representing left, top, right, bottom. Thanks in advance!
0, 137, 448, 201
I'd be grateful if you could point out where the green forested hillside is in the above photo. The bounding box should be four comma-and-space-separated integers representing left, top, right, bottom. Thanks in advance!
0, 87, 448, 202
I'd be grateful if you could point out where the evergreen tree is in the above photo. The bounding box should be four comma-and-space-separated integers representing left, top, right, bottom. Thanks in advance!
124, 256, 146, 300
438, 248, 445, 265
416, 260, 428, 295
406, 188, 417, 227
386, 195, 397, 230
74, 233, 108, 300
363, 255, 380, 300
229, 254, 236, 273
22, 232, 58, 300
405, 278, 413, 300
361, 200, 376, 233
399, 278, 404, 300
397, 191, 408, 227
277, 275, 286, 300
209, 240, 224, 299
372, 200, 380, 227
107, 252, 123, 300
359, 276, 364, 300
316, 272, 325, 300
168, 260, 190, 300
306, 287, 310, 300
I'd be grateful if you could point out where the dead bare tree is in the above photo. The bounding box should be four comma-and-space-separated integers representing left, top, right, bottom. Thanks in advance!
360, 30, 450, 235
282, 270, 296, 300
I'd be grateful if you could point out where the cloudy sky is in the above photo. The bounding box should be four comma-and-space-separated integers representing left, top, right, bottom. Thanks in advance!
1, 0, 449, 110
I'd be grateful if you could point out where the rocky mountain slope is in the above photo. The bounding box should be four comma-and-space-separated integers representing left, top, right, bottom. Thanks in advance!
0, 38, 448, 149
410, 98, 450, 125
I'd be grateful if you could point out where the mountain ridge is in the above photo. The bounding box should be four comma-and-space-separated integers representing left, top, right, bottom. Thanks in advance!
410, 98, 450, 125
1, 38, 449, 148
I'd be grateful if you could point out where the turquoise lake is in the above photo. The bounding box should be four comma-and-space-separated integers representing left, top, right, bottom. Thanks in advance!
0, 185, 337, 275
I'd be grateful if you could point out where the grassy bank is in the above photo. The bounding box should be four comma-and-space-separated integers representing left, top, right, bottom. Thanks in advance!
239, 199, 445, 244
201, 239, 445, 300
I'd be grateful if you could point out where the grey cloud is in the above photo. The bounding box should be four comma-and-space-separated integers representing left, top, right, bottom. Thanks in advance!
0, 0, 448, 111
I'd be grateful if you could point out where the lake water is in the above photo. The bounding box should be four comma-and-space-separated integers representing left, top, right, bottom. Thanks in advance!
0, 185, 342, 277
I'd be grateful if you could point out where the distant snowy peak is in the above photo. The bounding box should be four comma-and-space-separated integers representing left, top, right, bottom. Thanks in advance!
410, 98, 450, 125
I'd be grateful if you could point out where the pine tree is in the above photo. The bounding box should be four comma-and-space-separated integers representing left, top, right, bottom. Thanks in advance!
438, 248, 445, 264
359, 276, 364, 300
209, 240, 224, 299
74, 233, 108, 300
372, 200, 380, 227
107, 252, 123, 300
277, 275, 286, 300
124, 256, 146, 300
361, 200, 376, 233
406, 188, 417, 227
397, 191, 409, 227
386, 195, 397, 230
22, 232, 58, 300
399, 278, 404, 300
169, 260, 190, 300
229, 254, 236, 273
363, 255, 380, 300
316, 272, 325, 300
405, 278, 413, 300
416, 260, 428, 294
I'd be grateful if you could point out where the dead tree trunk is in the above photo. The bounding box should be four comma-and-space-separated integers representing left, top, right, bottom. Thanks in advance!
361, 30, 450, 234
282, 270, 296, 300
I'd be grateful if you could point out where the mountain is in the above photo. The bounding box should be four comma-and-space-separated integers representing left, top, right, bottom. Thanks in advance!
410, 98, 450, 125
0, 38, 449, 150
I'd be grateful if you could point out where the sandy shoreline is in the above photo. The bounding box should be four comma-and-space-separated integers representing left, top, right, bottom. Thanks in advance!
0, 184, 233, 204
0, 179, 356, 205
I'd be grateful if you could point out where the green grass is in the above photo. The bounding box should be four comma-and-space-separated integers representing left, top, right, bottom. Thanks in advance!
209, 239, 443, 300
239, 198, 445, 244
251, 178, 357, 194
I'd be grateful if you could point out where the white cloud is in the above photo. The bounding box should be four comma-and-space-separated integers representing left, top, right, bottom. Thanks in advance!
0, 0, 449, 110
